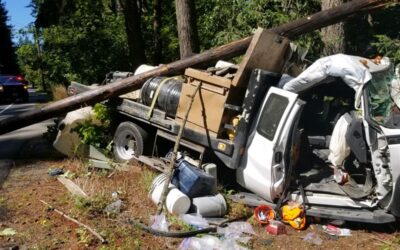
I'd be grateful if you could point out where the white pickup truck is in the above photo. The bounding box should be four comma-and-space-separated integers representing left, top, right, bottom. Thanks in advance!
64, 51, 400, 224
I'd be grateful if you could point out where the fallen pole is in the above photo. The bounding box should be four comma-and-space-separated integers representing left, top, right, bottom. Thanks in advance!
0, 0, 393, 135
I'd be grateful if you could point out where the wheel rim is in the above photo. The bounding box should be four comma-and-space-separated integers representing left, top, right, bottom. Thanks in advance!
115, 131, 137, 160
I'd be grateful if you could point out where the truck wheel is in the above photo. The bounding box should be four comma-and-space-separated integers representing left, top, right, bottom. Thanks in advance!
113, 121, 148, 163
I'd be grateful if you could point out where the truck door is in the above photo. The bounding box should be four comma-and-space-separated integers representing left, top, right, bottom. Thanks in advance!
236, 87, 302, 202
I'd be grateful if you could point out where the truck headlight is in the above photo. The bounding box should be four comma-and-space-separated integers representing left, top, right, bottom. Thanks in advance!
0, 85, 3, 92
23, 85, 29, 90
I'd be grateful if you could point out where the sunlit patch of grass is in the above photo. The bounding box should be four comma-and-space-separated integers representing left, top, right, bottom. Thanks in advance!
139, 167, 158, 193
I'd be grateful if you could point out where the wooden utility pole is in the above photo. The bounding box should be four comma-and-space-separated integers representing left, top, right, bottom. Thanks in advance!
0, 0, 393, 135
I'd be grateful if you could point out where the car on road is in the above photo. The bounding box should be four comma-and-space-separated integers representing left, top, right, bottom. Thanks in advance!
0, 75, 29, 102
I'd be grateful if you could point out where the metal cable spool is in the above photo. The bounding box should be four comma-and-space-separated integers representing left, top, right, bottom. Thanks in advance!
141, 77, 183, 117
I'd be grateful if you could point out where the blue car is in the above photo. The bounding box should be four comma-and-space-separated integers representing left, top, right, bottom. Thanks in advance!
0, 75, 29, 102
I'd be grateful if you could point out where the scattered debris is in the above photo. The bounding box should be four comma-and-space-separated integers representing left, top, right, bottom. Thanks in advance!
150, 213, 169, 232
179, 235, 222, 250
39, 200, 107, 244
57, 176, 88, 198
88, 159, 112, 170
191, 194, 227, 217
179, 214, 209, 229
254, 205, 275, 225
266, 220, 286, 235
302, 232, 323, 245
0, 228, 17, 236
323, 224, 352, 236
48, 168, 64, 176
217, 221, 256, 238
88, 145, 109, 161
104, 200, 122, 214
282, 201, 306, 230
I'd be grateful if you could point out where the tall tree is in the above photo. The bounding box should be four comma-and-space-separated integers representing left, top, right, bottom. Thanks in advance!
175, 0, 199, 59
153, 0, 162, 64
320, 0, 345, 55
120, 0, 147, 69
0, 1, 18, 74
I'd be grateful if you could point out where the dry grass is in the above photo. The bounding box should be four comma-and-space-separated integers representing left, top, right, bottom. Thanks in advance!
51, 84, 68, 101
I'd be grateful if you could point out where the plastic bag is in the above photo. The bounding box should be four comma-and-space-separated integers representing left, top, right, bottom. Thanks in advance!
104, 199, 122, 214
179, 214, 209, 229
302, 232, 323, 245
180, 236, 248, 250
217, 221, 256, 238
150, 213, 169, 232
179, 236, 221, 250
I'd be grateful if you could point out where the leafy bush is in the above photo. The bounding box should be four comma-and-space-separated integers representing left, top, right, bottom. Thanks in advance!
372, 35, 400, 65
72, 103, 112, 150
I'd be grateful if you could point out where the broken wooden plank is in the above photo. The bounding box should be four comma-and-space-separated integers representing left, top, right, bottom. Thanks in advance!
57, 176, 88, 198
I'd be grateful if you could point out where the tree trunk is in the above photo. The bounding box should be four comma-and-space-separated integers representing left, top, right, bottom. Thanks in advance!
153, 0, 162, 64
321, 0, 346, 55
175, 0, 199, 59
121, 0, 147, 69
0, 0, 391, 135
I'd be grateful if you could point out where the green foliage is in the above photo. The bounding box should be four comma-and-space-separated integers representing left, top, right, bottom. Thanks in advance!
72, 103, 112, 149
196, 0, 322, 59
43, 118, 61, 143
372, 35, 400, 65
74, 194, 110, 216
15, 0, 400, 89
17, 0, 130, 89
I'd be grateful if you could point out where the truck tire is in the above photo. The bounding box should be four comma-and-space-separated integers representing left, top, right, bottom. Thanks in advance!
113, 121, 148, 163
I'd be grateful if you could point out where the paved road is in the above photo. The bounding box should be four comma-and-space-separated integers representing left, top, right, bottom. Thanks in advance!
0, 98, 62, 159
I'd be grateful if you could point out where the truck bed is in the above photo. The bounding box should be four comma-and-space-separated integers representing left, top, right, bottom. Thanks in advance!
116, 98, 235, 159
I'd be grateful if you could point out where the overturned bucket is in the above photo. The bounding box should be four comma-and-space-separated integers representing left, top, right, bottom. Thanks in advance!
192, 193, 227, 217
149, 174, 174, 205
166, 188, 191, 215
149, 174, 191, 215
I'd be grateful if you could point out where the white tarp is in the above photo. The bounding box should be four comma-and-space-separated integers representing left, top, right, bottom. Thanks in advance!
283, 54, 373, 108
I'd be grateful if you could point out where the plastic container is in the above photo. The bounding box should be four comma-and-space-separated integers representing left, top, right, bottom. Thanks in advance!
166, 188, 191, 215
149, 174, 175, 205
172, 160, 217, 198
254, 205, 275, 225
192, 193, 227, 217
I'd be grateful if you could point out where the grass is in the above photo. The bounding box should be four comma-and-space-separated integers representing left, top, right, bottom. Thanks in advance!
73, 194, 111, 216
51, 84, 68, 101
138, 167, 158, 193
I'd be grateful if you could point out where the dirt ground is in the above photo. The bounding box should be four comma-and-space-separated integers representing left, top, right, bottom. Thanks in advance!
0, 159, 399, 249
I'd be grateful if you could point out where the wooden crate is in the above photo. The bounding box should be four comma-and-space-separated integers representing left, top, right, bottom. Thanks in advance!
175, 69, 232, 136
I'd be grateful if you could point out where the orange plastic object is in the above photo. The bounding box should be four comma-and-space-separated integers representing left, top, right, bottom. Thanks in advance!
254, 205, 275, 225
282, 203, 306, 230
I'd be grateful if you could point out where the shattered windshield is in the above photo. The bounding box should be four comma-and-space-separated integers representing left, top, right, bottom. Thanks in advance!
366, 68, 400, 128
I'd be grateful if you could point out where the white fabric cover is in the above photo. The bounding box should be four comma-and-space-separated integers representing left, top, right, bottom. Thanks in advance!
328, 113, 352, 167
283, 54, 372, 108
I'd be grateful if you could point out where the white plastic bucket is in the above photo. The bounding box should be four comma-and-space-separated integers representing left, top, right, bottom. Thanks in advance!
149, 174, 175, 205
192, 193, 227, 217
166, 188, 191, 215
